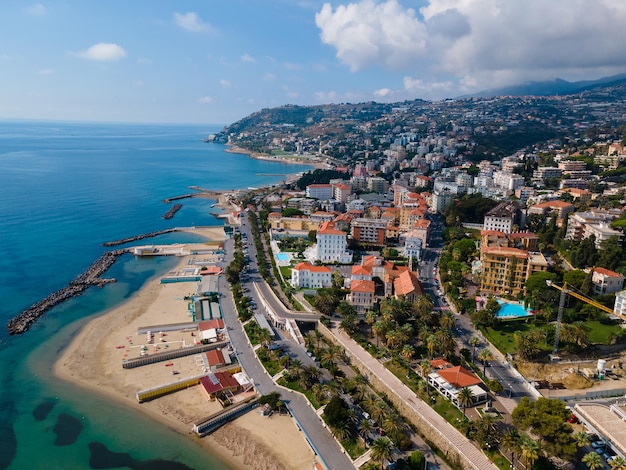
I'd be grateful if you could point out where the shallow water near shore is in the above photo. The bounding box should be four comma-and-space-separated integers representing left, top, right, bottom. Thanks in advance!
0, 120, 313, 469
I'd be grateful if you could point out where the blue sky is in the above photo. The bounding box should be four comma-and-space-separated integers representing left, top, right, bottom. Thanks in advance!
2, 0, 626, 125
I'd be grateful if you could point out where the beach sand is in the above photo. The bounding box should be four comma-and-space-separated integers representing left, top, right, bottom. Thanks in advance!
54, 226, 315, 470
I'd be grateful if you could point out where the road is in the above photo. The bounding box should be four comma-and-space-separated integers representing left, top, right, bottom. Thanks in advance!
219, 228, 354, 470
418, 215, 535, 411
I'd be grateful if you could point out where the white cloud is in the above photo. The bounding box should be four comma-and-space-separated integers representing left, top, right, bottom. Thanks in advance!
37, 68, 54, 75
75, 43, 127, 61
198, 96, 213, 104
316, 0, 626, 98
262, 73, 277, 81
135, 80, 144, 87
241, 53, 256, 63
315, 0, 427, 71
0, 53, 13, 61
219, 79, 231, 88
26, 3, 46, 15
174, 12, 214, 33
373, 87, 392, 98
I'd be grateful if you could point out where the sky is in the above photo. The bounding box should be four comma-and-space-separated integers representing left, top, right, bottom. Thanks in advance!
2, 0, 626, 125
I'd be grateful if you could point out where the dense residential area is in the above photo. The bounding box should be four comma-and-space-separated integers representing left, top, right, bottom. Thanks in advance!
224, 81, 626, 470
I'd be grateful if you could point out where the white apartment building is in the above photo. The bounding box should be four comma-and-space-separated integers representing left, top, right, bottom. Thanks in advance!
315, 221, 352, 263
534, 167, 563, 180
290, 262, 333, 289
613, 289, 626, 317
431, 189, 454, 213
591, 268, 625, 295
482, 201, 521, 235
306, 184, 333, 200
493, 170, 524, 191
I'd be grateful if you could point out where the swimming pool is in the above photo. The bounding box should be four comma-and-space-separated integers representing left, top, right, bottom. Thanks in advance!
275, 253, 290, 262
496, 300, 533, 318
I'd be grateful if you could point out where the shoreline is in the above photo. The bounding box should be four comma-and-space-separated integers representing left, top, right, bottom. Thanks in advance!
53, 226, 315, 470
225, 144, 326, 170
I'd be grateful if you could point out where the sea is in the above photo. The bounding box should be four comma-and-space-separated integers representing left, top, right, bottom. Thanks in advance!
0, 120, 313, 470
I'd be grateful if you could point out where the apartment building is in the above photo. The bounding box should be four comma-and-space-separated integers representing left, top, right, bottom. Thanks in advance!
315, 221, 352, 263
306, 183, 333, 200
351, 218, 387, 246
482, 201, 522, 235
591, 267, 625, 295
349, 279, 376, 312
480, 246, 548, 296
290, 263, 333, 289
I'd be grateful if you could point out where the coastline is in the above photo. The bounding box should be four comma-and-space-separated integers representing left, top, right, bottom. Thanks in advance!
53, 226, 315, 470
225, 144, 325, 171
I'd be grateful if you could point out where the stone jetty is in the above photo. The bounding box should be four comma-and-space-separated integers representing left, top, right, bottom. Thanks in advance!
162, 204, 182, 219
7, 250, 127, 335
163, 194, 196, 203
102, 228, 177, 247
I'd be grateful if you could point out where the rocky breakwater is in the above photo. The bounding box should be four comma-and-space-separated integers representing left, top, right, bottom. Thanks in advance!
102, 229, 177, 247
7, 249, 127, 335
162, 204, 182, 220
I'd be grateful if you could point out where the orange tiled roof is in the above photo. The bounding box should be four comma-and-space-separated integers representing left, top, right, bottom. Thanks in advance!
593, 267, 624, 278
351, 279, 375, 293
318, 221, 345, 235
436, 366, 482, 388
206, 349, 225, 366
351, 265, 372, 276
199, 319, 225, 330
293, 262, 331, 273
394, 270, 423, 297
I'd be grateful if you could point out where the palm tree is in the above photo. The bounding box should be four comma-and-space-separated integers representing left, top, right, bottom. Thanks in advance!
456, 387, 474, 416
370, 436, 395, 469
382, 412, 403, 441
314, 329, 324, 355
426, 334, 438, 358
520, 436, 540, 469
610, 456, 626, 470
311, 383, 326, 404
582, 451, 604, 470
258, 328, 273, 348
500, 428, 521, 467
435, 328, 455, 359
359, 418, 374, 443
402, 344, 415, 371
371, 401, 390, 426
573, 431, 591, 463
477, 348, 495, 375
289, 358, 303, 381
469, 336, 481, 361
440, 312, 456, 330
365, 311, 377, 338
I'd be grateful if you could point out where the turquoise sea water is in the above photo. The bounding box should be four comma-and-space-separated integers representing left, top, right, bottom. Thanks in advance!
0, 120, 312, 470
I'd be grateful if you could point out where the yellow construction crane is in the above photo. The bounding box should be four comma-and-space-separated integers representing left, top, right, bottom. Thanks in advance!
546, 280, 618, 356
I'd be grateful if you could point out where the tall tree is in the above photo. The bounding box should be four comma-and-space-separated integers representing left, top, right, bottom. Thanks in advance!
477, 348, 495, 375
457, 387, 474, 416
582, 451, 604, 470
370, 436, 395, 469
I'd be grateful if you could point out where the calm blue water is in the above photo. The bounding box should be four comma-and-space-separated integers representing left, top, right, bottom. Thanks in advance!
275, 253, 290, 262
496, 300, 533, 318
0, 120, 312, 470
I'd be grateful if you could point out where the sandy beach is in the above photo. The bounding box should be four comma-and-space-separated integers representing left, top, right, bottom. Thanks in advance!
54, 226, 315, 470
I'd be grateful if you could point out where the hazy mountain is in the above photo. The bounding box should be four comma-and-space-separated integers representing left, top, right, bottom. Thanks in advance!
459, 73, 626, 98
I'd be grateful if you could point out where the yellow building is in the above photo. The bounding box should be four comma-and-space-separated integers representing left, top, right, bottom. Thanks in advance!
480, 246, 548, 296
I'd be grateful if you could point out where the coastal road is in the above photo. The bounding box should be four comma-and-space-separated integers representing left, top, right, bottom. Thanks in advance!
219, 234, 354, 470
419, 216, 534, 411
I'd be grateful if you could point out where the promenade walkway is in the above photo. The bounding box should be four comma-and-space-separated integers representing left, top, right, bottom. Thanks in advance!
329, 323, 500, 470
